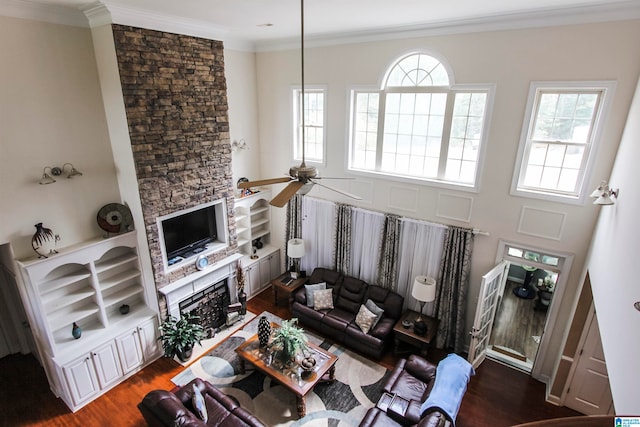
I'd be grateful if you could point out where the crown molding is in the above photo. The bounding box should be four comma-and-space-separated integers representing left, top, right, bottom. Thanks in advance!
2, 0, 639, 52
83, 1, 255, 51
0, 0, 88, 27
254, 0, 640, 52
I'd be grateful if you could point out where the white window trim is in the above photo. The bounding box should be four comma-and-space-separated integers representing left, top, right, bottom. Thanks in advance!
510, 80, 616, 205
291, 84, 327, 166
346, 83, 495, 193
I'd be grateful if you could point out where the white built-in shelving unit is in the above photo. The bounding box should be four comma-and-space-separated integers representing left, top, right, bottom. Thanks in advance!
16, 231, 160, 412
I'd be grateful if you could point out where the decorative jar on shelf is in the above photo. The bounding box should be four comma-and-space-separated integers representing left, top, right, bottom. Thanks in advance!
31, 223, 59, 258
72, 322, 82, 339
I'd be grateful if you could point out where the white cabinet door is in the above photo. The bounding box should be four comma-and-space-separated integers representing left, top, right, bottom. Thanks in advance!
244, 265, 260, 297
115, 328, 143, 375
259, 251, 281, 291
137, 317, 160, 361
63, 354, 100, 406
91, 340, 123, 389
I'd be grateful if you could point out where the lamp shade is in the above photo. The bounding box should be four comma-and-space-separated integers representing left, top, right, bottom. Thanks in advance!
287, 238, 305, 259
412, 276, 436, 303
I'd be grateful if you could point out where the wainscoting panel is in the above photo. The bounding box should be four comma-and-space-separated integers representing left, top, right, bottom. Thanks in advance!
388, 187, 418, 212
350, 180, 374, 204
436, 193, 473, 223
517, 206, 566, 240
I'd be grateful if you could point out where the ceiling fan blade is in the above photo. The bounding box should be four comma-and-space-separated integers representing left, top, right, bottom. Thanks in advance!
270, 181, 305, 207
310, 179, 362, 200
238, 177, 292, 188
311, 177, 355, 180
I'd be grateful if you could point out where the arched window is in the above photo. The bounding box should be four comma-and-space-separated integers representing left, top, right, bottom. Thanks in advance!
349, 52, 493, 189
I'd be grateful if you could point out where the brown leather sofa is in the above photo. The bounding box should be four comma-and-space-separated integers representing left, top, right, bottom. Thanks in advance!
138, 378, 265, 427
361, 355, 451, 427
291, 268, 404, 359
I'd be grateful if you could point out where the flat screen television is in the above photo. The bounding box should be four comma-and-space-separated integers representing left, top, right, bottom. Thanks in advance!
157, 199, 229, 269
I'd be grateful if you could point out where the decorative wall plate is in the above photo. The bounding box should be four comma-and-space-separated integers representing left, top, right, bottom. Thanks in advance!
97, 203, 134, 234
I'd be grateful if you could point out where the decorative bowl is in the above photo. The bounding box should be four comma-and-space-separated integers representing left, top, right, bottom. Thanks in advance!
300, 356, 316, 373
401, 319, 412, 329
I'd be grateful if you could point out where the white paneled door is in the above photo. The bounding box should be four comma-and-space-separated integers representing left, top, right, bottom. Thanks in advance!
564, 308, 613, 415
468, 261, 508, 369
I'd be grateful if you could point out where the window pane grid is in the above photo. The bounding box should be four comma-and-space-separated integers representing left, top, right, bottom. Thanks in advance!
350, 53, 490, 188
518, 87, 602, 197
352, 92, 379, 170
294, 89, 325, 163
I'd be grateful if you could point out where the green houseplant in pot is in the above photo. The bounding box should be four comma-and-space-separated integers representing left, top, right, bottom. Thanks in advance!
158, 312, 205, 362
269, 318, 308, 368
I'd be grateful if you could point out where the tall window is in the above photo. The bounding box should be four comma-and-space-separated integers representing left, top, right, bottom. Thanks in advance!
512, 81, 615, 202
293, 86, 326, 164
349, 53, 493, 190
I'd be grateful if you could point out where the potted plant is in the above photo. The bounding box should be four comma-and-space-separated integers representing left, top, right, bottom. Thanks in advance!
269, 318, 308, 367
158, 312, 205, 362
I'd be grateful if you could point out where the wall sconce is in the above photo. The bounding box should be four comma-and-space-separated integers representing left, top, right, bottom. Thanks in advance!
231, 139, 248, 151
590, 181, 619, 205
39, 163, 83, 185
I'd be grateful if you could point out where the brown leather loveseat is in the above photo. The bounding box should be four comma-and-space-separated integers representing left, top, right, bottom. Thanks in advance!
291, 268, 404, 359
138, 378, 265, 427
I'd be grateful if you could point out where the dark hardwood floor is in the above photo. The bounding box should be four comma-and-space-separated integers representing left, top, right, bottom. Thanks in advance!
489, 280, 548, 362
0, 286, 581, 427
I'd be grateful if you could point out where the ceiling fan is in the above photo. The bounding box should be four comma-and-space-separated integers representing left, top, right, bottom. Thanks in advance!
237, 0, 362, 208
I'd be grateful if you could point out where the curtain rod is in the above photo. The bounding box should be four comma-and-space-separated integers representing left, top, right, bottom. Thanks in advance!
304, 195, 490, 237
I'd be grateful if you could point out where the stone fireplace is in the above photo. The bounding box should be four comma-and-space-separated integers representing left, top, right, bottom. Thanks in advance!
111, 25, 238, 318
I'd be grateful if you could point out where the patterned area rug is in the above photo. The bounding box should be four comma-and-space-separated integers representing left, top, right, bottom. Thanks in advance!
171, 311, 389, 426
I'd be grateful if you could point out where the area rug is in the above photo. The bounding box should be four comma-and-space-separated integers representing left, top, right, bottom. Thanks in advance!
171, 311, 389, 426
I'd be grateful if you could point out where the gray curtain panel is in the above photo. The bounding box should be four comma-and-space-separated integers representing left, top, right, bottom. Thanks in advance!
285, 194, 303, 271
435, 226, 474, 353
377, 214, 401, 290
334, 203, 352, 275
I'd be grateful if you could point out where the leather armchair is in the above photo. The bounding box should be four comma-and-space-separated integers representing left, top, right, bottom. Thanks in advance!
138, 378, 265, 427
360, 355, 452, 427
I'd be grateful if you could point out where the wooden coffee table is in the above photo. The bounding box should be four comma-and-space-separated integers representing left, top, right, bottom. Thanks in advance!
235, 324, 338, 418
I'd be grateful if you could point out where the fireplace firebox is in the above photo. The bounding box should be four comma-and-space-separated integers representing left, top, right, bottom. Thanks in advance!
178, 278, 230, 338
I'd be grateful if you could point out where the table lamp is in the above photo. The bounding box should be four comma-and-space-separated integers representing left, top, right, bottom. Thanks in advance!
287, 238, 305, 278
412, 276, 436, 335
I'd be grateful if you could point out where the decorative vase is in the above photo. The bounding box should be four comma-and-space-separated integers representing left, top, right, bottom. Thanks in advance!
258, 316, 271, 347
238, 291, 247, 315
119, 304, 130, 315
31, 223, 59, 258
72, 322, 82, 339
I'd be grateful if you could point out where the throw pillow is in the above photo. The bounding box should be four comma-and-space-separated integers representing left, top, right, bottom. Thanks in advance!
365, 299, 385, 330
313, 288, 334, 310
192, 384, 208, 422
355, 304, 377, 333
305, 282, 327, 307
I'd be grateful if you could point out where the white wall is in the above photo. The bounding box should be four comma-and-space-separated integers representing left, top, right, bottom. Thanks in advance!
254, 19, 640, 381
586, 76, 640, 413
225, 49, 262, 192
0, 16, 120, 259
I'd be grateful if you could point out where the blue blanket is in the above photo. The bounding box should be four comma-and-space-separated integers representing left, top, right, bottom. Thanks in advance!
419, 354, 475, 426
